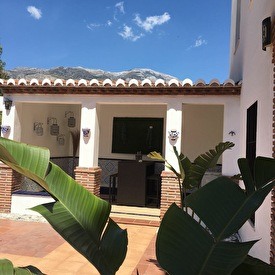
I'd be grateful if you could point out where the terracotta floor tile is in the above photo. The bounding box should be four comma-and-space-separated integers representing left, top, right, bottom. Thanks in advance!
0, 218, 161, 274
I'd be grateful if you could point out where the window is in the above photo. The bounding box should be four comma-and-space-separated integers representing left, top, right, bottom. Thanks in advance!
246, 101, 257, 225
246, 101, 257, 172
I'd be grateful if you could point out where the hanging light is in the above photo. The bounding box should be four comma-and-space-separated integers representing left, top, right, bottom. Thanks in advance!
47, 117, 59, 136
4, 98, 12, 110
33, 122, 44, 136
65, 111, 76, 128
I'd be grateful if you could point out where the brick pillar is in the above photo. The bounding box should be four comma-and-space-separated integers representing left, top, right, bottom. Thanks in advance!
0, 164, 22, 213
160, 171, 182, 219
270, 19, 275, 265
74, 166, 101, 197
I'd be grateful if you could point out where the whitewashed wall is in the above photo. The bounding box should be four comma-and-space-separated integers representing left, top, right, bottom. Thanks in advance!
230, 0, 275, 263
182, 104, 224, 163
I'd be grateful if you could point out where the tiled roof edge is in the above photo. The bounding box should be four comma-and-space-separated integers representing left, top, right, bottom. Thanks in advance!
0, 78, 241, 88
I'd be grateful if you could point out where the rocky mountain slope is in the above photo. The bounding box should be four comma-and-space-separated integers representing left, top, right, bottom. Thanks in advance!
6, 67, 177, 81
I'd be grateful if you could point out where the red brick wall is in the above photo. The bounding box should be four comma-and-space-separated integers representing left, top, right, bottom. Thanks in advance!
0, 164, 22, 213
270, 19, 275, 266
74, 166, 101, 197
160, 171, 182, 218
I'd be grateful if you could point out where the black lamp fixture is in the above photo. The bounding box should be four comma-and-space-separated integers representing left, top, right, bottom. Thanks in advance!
262, 17, 271, 51
4, 98, 12, 110
47, 117, 60, 136
34, 122, 44, 136
65, 111, 76, 128
57, 134, 65, 145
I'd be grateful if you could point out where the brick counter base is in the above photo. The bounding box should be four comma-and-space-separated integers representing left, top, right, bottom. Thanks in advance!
74, 166, 101, 197
0, 164, 22, 213
160, 171, 182, 219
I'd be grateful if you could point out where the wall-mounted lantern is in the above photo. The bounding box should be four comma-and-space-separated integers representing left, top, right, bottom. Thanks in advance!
82, 128, 90, 138
34, 122, 44, 136
65, 111, 76, 128
4, 98, 12, 110
262, 17, 271, 51
47, 117, 59, 136
57, 134, 65, 145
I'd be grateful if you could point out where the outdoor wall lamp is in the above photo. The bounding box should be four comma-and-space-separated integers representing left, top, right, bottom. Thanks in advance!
228, 131, 236, 136
82, 128, 90, 138
4, 98, 12, 110
33, 122, 44, 136
65, 111, 76, 128
47, 117, 59, 136
57, 134, 65, 145
1, 125, 11, 135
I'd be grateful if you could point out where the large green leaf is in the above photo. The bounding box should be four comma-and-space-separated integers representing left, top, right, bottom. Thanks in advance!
185, 176, 275, 240
186, 141, 235, 189
157, 156, 275, 274
0, 138, 50, 192
232, 255, 275, 275
156, 204, 256, 275
0, 138, 128, 275
0, 259, 43, 275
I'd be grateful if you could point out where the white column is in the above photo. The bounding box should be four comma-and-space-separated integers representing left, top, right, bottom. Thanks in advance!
222, 100, 241, 176
164, 102, 182, 170
78, 102, 99, 167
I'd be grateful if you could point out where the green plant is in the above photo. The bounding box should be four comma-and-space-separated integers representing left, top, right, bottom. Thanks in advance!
0, 138, 128, 275
148, 141, 234, 207
156, 156, 275, 274
0, 259, 44, 275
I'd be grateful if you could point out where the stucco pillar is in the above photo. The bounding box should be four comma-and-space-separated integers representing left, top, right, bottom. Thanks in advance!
78, 102, 99, 167
160, 102, 182, 217
0, 164, 22, 213
164, 102, 182, 167
75, 102, 101, 196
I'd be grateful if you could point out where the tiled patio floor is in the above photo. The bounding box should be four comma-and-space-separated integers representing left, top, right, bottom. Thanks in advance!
0, 218, 166, 275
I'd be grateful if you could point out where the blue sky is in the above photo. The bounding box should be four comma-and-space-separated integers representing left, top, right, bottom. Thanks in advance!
0, 1, 232, 82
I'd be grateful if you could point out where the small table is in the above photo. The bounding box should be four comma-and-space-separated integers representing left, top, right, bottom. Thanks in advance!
117, 161, 154, 206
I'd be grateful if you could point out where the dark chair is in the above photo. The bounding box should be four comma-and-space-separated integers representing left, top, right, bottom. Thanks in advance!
109, 173, 118, 203
146, 174, 161, 207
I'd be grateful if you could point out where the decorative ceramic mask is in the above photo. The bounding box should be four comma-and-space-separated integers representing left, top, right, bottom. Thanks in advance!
168, 129, 179, 141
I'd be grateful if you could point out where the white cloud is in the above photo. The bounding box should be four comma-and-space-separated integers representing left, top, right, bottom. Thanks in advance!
87, 23, 101, 30
194, 36, 207, 47
106, 20, 112, 27
186, 36, 208, 50
27, 6, 42, 20
115, 2, 125, 14
118, 25, 143, 42
134, 12, 170, 32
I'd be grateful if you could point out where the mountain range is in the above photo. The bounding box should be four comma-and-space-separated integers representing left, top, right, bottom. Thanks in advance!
6, 67, 177, 82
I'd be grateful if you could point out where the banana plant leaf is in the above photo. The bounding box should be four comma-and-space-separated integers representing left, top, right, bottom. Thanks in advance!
148, 142, 234, 191
157, 203, 256, 275
184, 141, 235, 189
0, 138, 128, 275
157, 156, 275, 275
232, 255, 275, 275
0, 259, 44, 275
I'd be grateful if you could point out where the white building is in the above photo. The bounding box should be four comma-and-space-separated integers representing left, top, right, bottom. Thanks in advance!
0, 0, 274, 265
229, 0, 275, 264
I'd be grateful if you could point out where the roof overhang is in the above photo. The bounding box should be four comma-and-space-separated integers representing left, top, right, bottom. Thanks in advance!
0, 78, 241, 96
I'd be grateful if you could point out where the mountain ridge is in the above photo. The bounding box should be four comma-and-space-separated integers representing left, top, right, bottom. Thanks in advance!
6, 66, 178, 82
